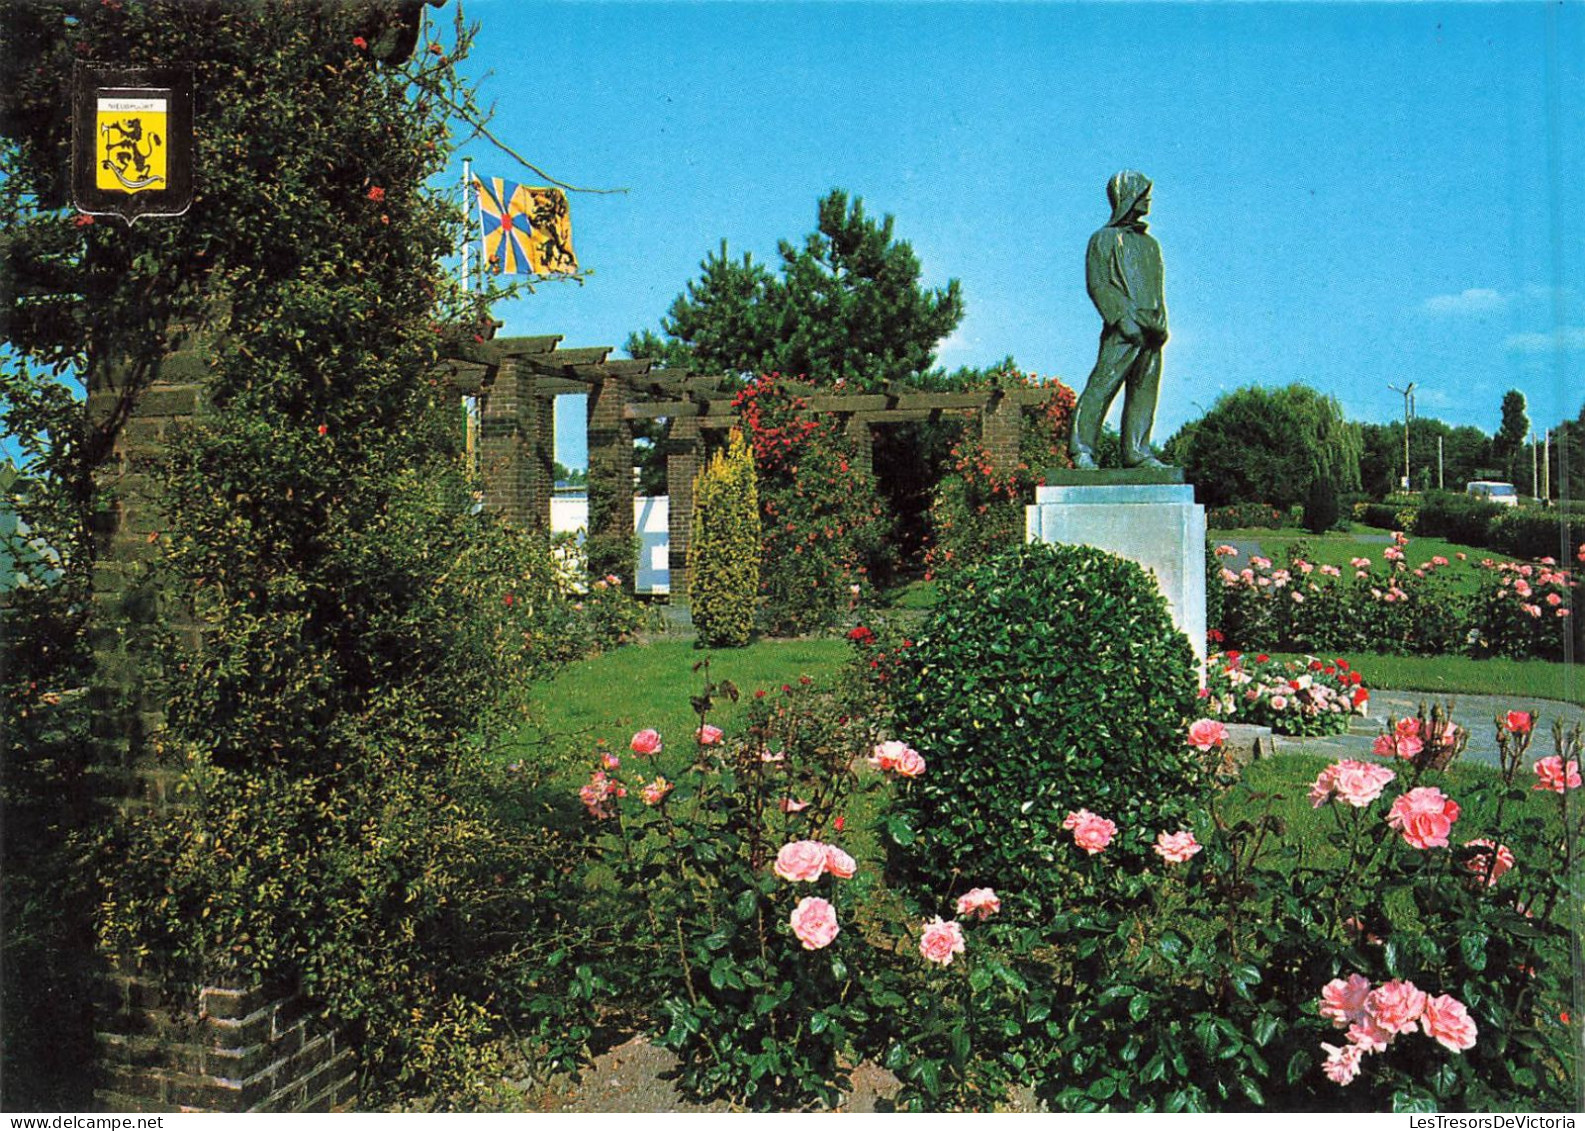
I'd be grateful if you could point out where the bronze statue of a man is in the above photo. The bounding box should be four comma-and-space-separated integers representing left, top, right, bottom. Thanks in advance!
1070, 170, 1169, 470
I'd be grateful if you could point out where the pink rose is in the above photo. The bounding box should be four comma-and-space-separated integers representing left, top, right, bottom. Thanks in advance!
1186, 718, 1229, 750
601, 751, 622, 770
696, 724, 724, 746
823, 844, 857, 879
1504, 711, 1533, 735
1319, 974, 1372, 1028
1311, 760, 1397, 809
1063, 809, 1116, 855
1373, 730, 1423, 761
1153, 830, 1202, 864
1533, 755, 1583, 793
955, 887, 1001, 920
641, 777, 673, 806
1461, 839, 1514, 886
789, 896, 840, 951
869, 739, 911, 772
1365, 979, 1427, 1036
894, 746, 926, 778
630, 728, 663, 756
578, 770, 626, 819
779, 797, 810, 813
1386, 787, 1460, 849
773, 840, 828, 882
1320, 1041, 1364, 1086
1346, 1015, 1393, 1053
1420, 994, 1478, 1052
918, 917, 966, 966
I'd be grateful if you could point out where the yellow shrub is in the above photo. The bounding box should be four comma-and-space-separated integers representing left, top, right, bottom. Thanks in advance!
690, 429, 760, 647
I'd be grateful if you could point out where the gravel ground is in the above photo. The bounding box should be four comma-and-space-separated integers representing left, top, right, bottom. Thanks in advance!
514, 1034, 1045, 1113
513, 1035, 918, 1113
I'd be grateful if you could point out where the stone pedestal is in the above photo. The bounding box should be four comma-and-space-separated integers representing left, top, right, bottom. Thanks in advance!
1026, 476, 1207, 670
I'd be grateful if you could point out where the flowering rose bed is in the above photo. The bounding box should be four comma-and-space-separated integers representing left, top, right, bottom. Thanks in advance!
1202, 651, 1370, 737
552, 651, 1581, 1112
1213, 535, 1581, 661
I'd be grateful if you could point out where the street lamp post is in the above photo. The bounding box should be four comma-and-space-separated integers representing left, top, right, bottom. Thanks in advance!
1388, 383, 1416, 491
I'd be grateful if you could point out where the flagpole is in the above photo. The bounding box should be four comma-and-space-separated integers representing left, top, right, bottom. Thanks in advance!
459, 157, 480, 479
460, 157, 473, 292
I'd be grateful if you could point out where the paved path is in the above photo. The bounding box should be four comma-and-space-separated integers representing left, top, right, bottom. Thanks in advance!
1273, 689, 1584, 768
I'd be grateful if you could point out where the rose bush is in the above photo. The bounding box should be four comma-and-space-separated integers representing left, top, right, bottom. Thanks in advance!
540, 652, 1579, 1112
1201, 650, 1370, 737
734, 375, 890, 635
1028, 714, 1580, 1112
1214, 534, 1579, 661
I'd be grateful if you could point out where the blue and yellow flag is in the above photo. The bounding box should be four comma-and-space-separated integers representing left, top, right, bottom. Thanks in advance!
476, 177, 578, 276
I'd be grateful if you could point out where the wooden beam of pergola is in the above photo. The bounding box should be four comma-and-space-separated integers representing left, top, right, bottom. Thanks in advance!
567, 358, 652, 380
520, 345, 612, 369
492, 335, 564, 357
533, 377, 595, 396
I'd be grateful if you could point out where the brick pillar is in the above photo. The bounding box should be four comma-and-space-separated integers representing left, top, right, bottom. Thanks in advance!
533, 394, 556, 532
87, 339, 356, 1113
665, 416, 701, 604
478, 359, 543, 530
843, 414, 874, 478
586, 375, 634, 582
86, 348, 208, 813
981, 390, 1022, 476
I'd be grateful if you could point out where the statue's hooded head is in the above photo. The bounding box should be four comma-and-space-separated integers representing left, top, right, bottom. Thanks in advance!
1106, 170, 1153, 230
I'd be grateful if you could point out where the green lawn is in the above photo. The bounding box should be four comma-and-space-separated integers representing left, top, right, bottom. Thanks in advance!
515, 623, 1581, 781
509, 636, 850, 772
1271, 650, 1584, 706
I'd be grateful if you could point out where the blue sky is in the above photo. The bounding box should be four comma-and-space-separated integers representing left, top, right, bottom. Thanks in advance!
448, 1, 1583, 471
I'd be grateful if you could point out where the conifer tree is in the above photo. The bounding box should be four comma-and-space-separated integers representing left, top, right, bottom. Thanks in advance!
689, 428, 760, 647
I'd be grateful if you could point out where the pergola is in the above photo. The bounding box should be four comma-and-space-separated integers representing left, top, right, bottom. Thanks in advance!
443, 334, 1062, 601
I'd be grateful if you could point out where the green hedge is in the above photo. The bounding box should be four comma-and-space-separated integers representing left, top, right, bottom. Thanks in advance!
1488, 508, 1585, 562
1413, 491, 1504, 546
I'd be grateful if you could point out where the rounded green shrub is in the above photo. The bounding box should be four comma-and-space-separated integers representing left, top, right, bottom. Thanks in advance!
690, 428, 760, 647
885, 542, 1204, 910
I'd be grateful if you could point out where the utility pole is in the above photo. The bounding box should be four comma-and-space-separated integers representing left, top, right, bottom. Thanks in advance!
1438, 434, 1444, 490
1543, 429, 1550, 502
1531, 434, 1539, 498
1388, 383, 1416, 491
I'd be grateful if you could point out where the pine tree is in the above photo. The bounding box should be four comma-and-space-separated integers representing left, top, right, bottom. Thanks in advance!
634, 190, 964, 389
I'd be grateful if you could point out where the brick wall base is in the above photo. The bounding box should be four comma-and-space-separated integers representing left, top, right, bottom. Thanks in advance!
95, 978, 357, 1112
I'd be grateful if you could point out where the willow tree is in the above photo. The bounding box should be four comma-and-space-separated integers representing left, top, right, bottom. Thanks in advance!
1181, 384, 1362, 510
